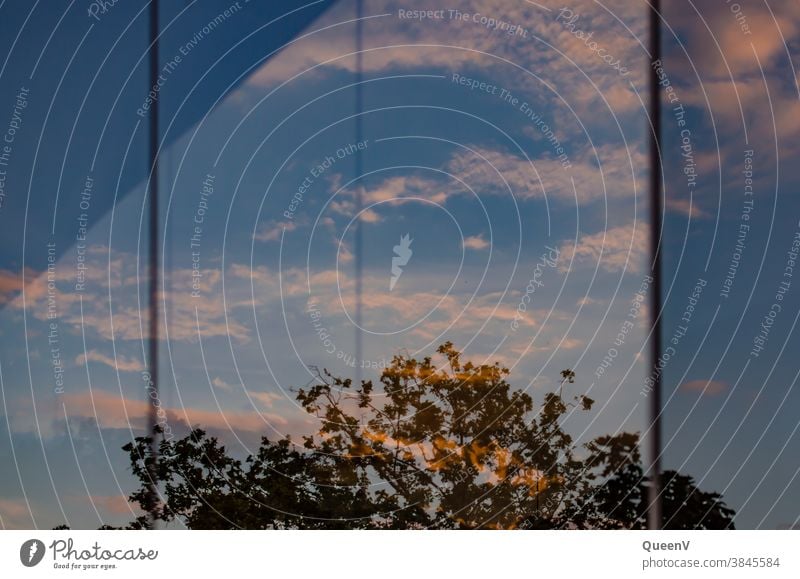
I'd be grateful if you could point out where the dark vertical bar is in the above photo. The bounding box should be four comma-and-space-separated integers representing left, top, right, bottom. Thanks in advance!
354, 0, 363, 386
146, 0, 160, 528
647, 0, 663, 531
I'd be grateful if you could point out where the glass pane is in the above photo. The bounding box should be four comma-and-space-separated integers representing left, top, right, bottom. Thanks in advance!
158, 0, 657, 529
0, 2, 153, 528
661, 0, 800, 529
6, 0, 749, 530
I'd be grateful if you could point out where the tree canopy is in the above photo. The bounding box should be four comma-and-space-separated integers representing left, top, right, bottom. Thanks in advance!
107, 343, 734, 529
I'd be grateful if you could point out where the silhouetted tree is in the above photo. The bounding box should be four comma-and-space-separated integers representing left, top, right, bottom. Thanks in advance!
112, 343, 734, 529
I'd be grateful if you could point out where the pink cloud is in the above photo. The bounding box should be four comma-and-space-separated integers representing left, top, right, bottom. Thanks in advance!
75, 350, 144, 373
212, 377, 235, 392
254, 220, 299, 242
84, 494, 140, 517
559, 222, 649, 273
666, 197, 710, 219
446, 143, 646, 205
60, 390, 289, 432
249, 391, 283, 408
680, 379, 728, 396
463, 235, 490, 251
0, 498, 33, 529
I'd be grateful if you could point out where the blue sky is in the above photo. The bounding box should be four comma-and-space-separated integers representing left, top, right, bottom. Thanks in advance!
0, 0, 798, 529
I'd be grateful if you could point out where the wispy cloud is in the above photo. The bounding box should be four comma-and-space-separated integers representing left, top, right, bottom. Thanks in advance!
56, 390, 290, 431
249, 391, 283, 408
680, 379, 728, 396
212, 377, 236, 392
559, 222, 649, 273
666, 197, 710, 219
446, 143, 645, 204
254, 219, 299, 242
75, 350, 144, 373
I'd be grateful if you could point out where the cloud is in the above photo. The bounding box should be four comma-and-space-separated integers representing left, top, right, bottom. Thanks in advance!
680, 379, 728, 396
75, 350, 144, 373
9, 250, 251, 343
463, 235, 490, 250
362, 175, 450, 205
244, 3, 485, 88
670, 0, 799, 78
336, 238, 354, 264
330, 176, 452, 217
211, 379, 285, 408
83, 494, 139, 517
254, 220, 299, 242
323, 139, 645, 217
249, 391, 283, 408
0, 269, 24, 305
243, 0, 648, 124
329, 199, 383, 223
212, 377, 236, 392
4, 267, 84, 312
666, 197, 710, 219
558, 338, 585, 350
576, 296, 604, 306
58, 390, 289, 432
240, 264, 543, 342
666, 1, 800, 169
359, 208, 383, 223
233, 263, 340, 297
559, 222, 649, 273
0, 498, 33, 529
446, 143, 646, 204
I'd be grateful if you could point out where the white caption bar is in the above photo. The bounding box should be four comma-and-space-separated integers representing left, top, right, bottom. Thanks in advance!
0, 530, 797, 577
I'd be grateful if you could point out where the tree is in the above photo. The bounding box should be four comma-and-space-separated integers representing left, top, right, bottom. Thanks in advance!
111, 343, 734, 529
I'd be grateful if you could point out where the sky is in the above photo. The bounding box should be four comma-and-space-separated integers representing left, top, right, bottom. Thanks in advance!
0, 0, 798, 530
